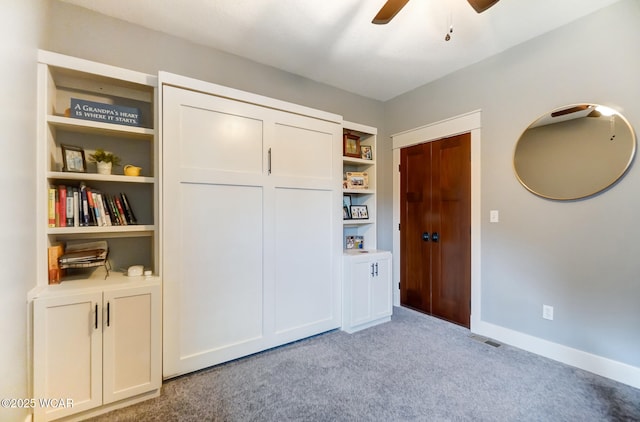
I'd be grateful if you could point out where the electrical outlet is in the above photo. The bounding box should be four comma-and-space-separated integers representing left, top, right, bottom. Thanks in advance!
543, 305, 554, 320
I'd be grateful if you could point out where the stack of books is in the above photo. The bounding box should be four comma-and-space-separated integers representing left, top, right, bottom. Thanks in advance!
58, 240, 108, 270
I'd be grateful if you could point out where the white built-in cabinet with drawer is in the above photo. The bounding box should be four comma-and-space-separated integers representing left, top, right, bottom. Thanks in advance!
160, 72, 343, 378
342, 250, 392, 333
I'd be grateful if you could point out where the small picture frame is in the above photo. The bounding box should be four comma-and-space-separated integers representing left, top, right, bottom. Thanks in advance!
350, 205, 369, 220
343, 133, 361, 158
343, 195, 352, 219
61, 144, 87, 173
345, 235, 364, 249
345, 171, 369, 189
361, 145, 373, 160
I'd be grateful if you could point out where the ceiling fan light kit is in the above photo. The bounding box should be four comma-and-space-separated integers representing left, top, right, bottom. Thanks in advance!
372, 0, 500, 25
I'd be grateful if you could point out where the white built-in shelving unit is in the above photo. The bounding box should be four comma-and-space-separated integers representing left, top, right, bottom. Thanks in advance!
30, 50, 161, 422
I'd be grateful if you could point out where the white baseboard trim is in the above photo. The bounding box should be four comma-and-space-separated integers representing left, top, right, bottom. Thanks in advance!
473, 320, 640, 389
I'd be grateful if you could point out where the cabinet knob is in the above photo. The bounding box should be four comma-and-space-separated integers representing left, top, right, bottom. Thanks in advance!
422, 232, 430, 242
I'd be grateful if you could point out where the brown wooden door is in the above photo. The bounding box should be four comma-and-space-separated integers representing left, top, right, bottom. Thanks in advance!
400, 133, 471, 327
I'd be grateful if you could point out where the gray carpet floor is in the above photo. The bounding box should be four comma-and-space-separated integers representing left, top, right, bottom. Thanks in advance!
90, 307, 640, 421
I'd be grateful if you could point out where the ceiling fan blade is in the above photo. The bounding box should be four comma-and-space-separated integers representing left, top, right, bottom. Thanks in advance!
372, 0, 410, 24
467, 0, 500, 13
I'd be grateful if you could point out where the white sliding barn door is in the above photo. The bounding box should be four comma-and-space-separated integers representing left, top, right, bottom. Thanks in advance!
162, 77, 342, 378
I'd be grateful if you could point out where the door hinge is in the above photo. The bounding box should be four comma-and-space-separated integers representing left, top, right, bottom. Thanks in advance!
398, 282, 401, 290
398, 223, 401, 231
398, 164, 401, 172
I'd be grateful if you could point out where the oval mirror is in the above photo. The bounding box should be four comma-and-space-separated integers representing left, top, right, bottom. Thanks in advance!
514, 104, 636, 200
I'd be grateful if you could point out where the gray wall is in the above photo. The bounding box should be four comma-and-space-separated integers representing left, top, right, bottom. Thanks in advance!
45, 0, 388, 250
0, 1, 45, 421
9, 2, 636, 410
385, 0, 640, 367
44, 1, 384, 130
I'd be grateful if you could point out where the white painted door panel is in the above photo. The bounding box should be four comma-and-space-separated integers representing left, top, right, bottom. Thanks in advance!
103, 284, 161, 405
179, 184, 263, 358
273, 188, 335, 334
163, 85, 268, 376
342, 251, 393, 333
179, 104, 263, 175
33, 292, 102, 421
350, 261, 373, 325
271, 123, 333, 181
371, 256, 392, 319
162, 81, 341, 378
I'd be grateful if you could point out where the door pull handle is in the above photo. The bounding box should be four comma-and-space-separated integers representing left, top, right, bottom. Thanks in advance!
268, 147, 272, 175
107, 302, 110, 327
371, 263, 375, 277
94, 304, 98, 330
422, 232, 430, 242
375, 262, 379, 276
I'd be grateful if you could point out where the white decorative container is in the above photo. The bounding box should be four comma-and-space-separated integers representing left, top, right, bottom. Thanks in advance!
97, 161, 112, 175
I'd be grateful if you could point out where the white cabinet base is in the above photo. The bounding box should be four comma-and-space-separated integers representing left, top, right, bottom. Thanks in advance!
32, 279, 161, 422
342, 250, 392, 333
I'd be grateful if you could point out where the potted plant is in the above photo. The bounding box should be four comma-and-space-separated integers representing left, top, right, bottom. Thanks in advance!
88, 149, 121, 175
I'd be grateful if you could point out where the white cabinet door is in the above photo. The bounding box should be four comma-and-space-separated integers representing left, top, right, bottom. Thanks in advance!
270, 112, 341, 339
103, 284, 161, 404
343, 251, 392, 333
371, 255, 392, 320
162, 81, 342, 377
349, 260, 375, 326
162, 86, 268, 377
33, 292, 103, 421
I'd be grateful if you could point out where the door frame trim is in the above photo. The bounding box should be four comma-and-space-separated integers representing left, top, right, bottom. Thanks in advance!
392, 110, 481, 331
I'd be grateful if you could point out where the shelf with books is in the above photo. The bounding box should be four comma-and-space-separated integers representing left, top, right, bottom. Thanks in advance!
342, 121, 378, 251
33, 51, 162, 422
36, 50, 159, 288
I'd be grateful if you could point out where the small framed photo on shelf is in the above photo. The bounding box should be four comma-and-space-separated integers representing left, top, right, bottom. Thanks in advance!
345, 171, 369, 189
345, 235, 364, 249
343, 133, 361, 158
343, 195, 352, 219
361, 145, 373, 160
61, 144, 87, 173
350, 205, 369, 220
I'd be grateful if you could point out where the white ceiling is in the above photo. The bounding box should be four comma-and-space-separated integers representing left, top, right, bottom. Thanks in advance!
60, 0, 622, 101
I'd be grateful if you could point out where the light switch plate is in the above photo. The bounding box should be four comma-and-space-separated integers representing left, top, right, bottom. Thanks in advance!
490, 210, 499, 223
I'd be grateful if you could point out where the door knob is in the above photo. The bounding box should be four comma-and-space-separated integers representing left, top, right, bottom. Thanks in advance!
422, 232, 430, 241
432, 232, 439, 242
